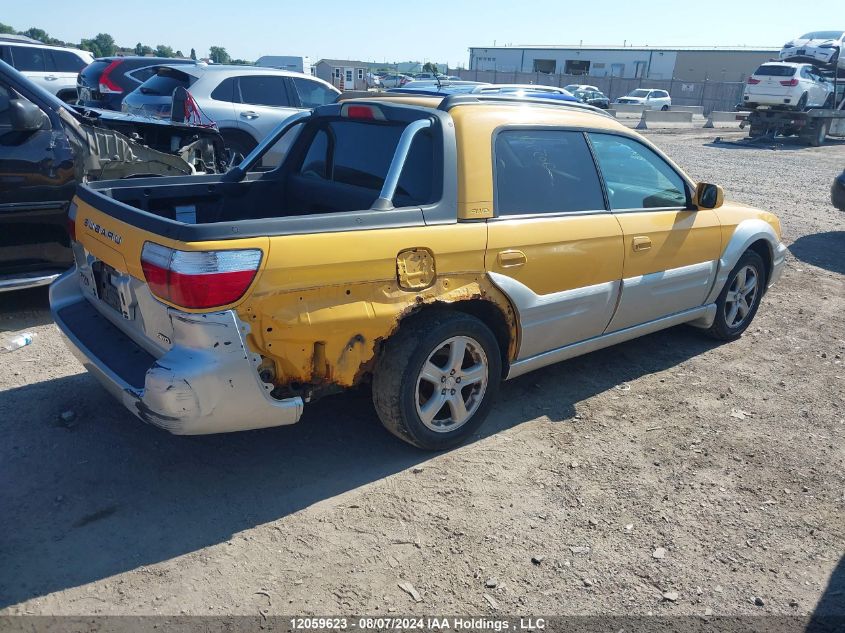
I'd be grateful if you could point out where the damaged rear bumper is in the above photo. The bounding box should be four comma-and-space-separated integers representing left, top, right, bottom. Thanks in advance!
50, 269, 303, 435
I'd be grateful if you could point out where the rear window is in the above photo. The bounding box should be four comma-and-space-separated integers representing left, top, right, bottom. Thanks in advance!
754, 65, 796, 77
81, 59, 110, 80
299, 120, 434, 204
139, 68, 194, 96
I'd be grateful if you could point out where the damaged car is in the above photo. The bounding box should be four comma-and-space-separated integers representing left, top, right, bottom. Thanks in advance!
0, 59, 226, 292
53, 93, 785, 450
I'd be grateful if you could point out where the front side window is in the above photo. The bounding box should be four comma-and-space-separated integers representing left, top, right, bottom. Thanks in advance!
494, 129, 606, 215
588, 133, 688, 210
238, 75, 290, 107
290, 77, 336, 108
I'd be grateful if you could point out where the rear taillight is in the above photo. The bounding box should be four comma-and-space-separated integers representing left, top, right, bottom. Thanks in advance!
98, 60, 124, 94
66, 216, 76, 241
747, 77, 761, 84
140, 242, 261, 309
780, 78, 799, 87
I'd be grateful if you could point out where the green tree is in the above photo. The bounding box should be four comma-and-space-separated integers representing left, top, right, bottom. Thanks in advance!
175, 50, 183, 58
81, 33, 116, 58
134, 42, 154, 56
21, 27, 52, 44
208, 46, 229, 64
422, 61, 439, 74
155, 44, 174, 58
0, 22, 17, 35
190, 48, 196, 60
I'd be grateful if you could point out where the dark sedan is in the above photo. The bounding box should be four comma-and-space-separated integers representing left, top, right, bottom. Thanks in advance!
573, 89, 610, 109
833, 170, 845, 210
77, 56, 197, 110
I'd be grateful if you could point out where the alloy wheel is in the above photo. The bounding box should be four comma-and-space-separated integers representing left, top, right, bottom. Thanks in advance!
415, 336, 489, 433
724, 265, 759, 328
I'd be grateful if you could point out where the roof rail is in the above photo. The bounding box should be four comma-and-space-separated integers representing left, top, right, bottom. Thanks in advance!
437, 93, 614, 117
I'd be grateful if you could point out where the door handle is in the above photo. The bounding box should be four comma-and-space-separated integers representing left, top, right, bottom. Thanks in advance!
240, 111, 259, 119
497, 250, 527, 267
632, 236, 652, 252
45, 75, 58, 81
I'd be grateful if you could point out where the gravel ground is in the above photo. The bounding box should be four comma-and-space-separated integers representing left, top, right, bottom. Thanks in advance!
1, 128, 843, 619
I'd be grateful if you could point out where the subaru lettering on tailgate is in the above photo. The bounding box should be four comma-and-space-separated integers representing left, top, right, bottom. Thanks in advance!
83, 218, 123, 245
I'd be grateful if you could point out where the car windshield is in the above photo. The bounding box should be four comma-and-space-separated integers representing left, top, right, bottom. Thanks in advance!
628, 89, 650, 97
800, 31, 843, 40
755, 65, 796, 77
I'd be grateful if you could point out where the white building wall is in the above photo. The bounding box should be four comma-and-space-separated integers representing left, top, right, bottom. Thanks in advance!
469, 48, 678, 79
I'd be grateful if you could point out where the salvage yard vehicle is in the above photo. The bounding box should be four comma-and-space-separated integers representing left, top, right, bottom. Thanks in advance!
615, 88, 671, 110
742, 62, 834, 111
77, 56, 197, 111
0, 34, 92, 102
0, 60, 225, 292
51, 93, 786, 450
780, 31, 844, 70
121, 64, 340, 159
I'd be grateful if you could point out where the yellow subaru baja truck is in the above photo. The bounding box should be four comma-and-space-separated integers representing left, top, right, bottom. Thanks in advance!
51, 94, 786, 450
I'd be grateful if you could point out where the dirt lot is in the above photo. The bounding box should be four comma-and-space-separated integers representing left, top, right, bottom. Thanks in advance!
1, 129, 843, 619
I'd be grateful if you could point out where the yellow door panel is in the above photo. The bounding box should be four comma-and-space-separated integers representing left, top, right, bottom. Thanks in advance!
486, 215, 624, 295
486, 214, 624, 358
615, 210, 722, 278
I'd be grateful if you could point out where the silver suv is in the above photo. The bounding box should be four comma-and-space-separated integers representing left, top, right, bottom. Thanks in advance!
122, 64, 340, 157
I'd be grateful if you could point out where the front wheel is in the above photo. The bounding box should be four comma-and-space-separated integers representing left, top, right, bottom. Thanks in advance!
704, 250, 766, 341
372, 311, 502, 450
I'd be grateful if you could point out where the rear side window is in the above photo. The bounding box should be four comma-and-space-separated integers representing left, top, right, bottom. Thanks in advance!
494, 130, 606, 215
210, 77, 237, 102
589, 133, 688, 210
754, 65, 795, 77
11, 46, 47, 72
139, 69, 193, 96
290, 77, 337, 108
238, 75, 290, 107
51, 50, 86, 72
299, 121, 434, 204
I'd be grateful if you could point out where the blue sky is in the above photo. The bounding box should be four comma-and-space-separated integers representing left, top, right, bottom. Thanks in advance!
3, 0, 823, 66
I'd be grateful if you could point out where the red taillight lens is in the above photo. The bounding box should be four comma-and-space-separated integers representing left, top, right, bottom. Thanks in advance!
780, 78, 799, 87
98, 60, 124, 94
747, 77, 761, 84
66, 216, 77, 242
141, 243, 261, 309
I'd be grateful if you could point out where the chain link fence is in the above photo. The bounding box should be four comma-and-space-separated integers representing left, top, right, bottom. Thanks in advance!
451, 69, 745, 114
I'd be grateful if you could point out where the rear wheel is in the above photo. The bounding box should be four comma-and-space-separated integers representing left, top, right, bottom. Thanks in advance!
804, 121, 829, 147
796, 93, 808, 111
704, 250, 766, 341
823, 93, 835, 109
220, 129, 257, 164
372, 311, 502, 450
661, 104, 669, 111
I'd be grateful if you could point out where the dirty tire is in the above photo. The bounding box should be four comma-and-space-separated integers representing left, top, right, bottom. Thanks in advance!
808, 121, 829, 147
704, 250, 766, 341
372, 311, 501, 450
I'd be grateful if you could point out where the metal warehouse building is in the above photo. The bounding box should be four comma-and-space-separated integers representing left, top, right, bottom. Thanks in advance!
468, 45, 780, 82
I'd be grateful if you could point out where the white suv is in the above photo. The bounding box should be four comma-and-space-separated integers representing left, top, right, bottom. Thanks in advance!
0, 35, 93, 102
743, 62, 834, 110
615, 88, 672, 110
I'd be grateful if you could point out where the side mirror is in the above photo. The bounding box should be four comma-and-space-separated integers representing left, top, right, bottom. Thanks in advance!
694, 182, 724, 209
9, 98, 47, 132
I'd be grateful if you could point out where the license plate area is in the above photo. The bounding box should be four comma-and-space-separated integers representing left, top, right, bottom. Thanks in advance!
92, 261, 124, 315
